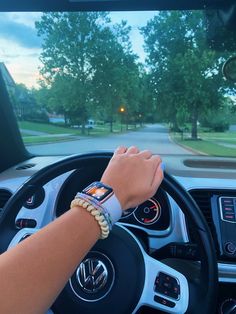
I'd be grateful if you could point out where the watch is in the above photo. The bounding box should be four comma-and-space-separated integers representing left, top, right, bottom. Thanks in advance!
82, 181, 122, 224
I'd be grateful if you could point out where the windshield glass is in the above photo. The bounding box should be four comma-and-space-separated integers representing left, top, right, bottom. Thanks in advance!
0, 11, 236, 157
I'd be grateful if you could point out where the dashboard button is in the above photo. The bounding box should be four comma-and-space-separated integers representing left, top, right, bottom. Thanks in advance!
24, 188, 45, 209
225, 242, 236, 255
222, 199, 234, 206
16, 219, 37, 229
223, 214, 236, 222
154, 295, 175, 308
154, 272, 180, 300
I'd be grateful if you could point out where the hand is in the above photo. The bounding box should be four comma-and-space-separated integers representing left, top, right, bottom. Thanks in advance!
101, 146, 163, 210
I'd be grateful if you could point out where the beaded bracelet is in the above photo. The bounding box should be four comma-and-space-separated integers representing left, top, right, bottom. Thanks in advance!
70, 197, 111, 239
75, 192, 113, 228
75, 193, 114, 226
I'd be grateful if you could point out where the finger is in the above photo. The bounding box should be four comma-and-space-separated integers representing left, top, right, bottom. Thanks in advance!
126, 146, 139, 154
114, 146, 127, 155
138, 150, 152, 159
149, 154, 162, 183
151, 163, 164, 193
150, 155, 162, 168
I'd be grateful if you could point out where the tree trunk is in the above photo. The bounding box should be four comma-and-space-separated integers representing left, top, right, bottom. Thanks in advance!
81, 123, 85, 135
191, 102, 198, 140
172, 114, 179, 131
64, 113, 68, 126
110, 120, 113, 133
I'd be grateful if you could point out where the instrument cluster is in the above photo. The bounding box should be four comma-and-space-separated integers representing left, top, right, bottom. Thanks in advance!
55, 168, 171, 232
119, 189, 170, 231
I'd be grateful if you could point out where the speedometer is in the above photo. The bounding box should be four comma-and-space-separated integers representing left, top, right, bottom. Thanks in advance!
134, 197, 161, 225
120, 207, 136, 219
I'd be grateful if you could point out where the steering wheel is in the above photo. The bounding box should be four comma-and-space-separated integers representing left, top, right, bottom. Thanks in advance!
0, 153, 218, 314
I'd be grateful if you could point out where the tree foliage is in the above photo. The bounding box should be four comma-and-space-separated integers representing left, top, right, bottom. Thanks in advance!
141, 11, 226, 139
35, 13, 144, 132
12, 84, 48, 123
33, 10, 231, 137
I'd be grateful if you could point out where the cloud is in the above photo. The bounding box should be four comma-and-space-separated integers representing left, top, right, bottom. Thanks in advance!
0, 13, 42, 48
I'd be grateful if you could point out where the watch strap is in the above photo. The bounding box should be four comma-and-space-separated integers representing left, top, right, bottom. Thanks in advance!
100, 193, 122, 224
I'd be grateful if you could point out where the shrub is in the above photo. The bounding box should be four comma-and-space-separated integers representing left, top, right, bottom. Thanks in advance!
25, 110, 49, 123
200, 110, 230, 132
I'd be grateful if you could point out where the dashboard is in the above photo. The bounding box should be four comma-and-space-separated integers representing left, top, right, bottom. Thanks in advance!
55, 168, 171, 234
0, 155, 236, 313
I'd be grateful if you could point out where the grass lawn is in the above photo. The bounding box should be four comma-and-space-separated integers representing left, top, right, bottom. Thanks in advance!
200, 131, 236, 144
200, 131, 236, 139
18, 121, 81, 135
19, 121, 141, 145
172, 132, 236, 157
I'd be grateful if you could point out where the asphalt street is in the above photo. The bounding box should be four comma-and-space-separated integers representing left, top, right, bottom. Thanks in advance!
28, 124, 193, 155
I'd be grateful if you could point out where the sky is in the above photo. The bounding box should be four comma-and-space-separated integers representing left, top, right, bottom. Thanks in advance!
0, 11, 156, 88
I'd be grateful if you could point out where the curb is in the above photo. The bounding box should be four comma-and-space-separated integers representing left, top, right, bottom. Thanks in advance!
169, 132, 208, 156
25, 136, 82, 146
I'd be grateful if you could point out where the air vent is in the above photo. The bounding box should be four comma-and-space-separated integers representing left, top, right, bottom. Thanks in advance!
189, 189, 236, 258
189, 190, 214, 228
16, 163, 35, 170
188, 189, 219, 255
0, 189, 12, 217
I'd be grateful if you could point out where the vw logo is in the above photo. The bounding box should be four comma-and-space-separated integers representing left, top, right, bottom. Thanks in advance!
70, 251, 115, 302
77, 258, 108, 293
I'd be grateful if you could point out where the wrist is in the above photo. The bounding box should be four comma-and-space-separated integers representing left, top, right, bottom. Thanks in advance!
70, 205, 101, 237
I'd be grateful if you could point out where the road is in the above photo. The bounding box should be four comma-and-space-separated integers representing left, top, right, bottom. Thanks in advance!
28, 124, 193, 155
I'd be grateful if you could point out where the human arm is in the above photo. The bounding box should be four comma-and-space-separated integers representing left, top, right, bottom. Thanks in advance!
0, 146, 163, 314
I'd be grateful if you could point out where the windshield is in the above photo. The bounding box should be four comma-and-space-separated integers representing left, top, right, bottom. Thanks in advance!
0, 11, 236, 157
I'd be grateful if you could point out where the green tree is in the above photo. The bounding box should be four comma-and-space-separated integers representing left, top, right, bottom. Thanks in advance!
36, 12, 109, 133
13, 84, 48, 122
36, 13, 144, 133
91, 21, 141, 132
142, 11, 225, 139
136, 71, 157, 124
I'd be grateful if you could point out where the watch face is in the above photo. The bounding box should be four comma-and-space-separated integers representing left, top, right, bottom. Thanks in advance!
83, 182, 113, 201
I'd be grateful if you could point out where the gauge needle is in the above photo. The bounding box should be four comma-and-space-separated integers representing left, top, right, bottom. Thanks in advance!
150, 205, 156, 209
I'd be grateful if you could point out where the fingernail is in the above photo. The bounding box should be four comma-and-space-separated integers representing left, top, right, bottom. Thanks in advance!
161, 163, 165, 171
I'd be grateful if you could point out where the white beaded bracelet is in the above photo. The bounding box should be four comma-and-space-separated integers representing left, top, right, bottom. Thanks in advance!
70, 198, 110, 239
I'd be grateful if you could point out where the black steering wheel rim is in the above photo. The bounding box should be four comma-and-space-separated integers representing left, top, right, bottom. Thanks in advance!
0, 152, 218, 313
161, 174, 218, 313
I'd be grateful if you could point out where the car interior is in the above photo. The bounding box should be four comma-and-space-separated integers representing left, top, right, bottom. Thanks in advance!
0, 0, 236, 313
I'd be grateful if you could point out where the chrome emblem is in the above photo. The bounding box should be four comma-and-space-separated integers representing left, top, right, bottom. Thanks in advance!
77, 258, 108, 293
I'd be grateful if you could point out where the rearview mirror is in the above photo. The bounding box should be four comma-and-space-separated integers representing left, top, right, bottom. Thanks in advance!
222, 56, 236, 82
